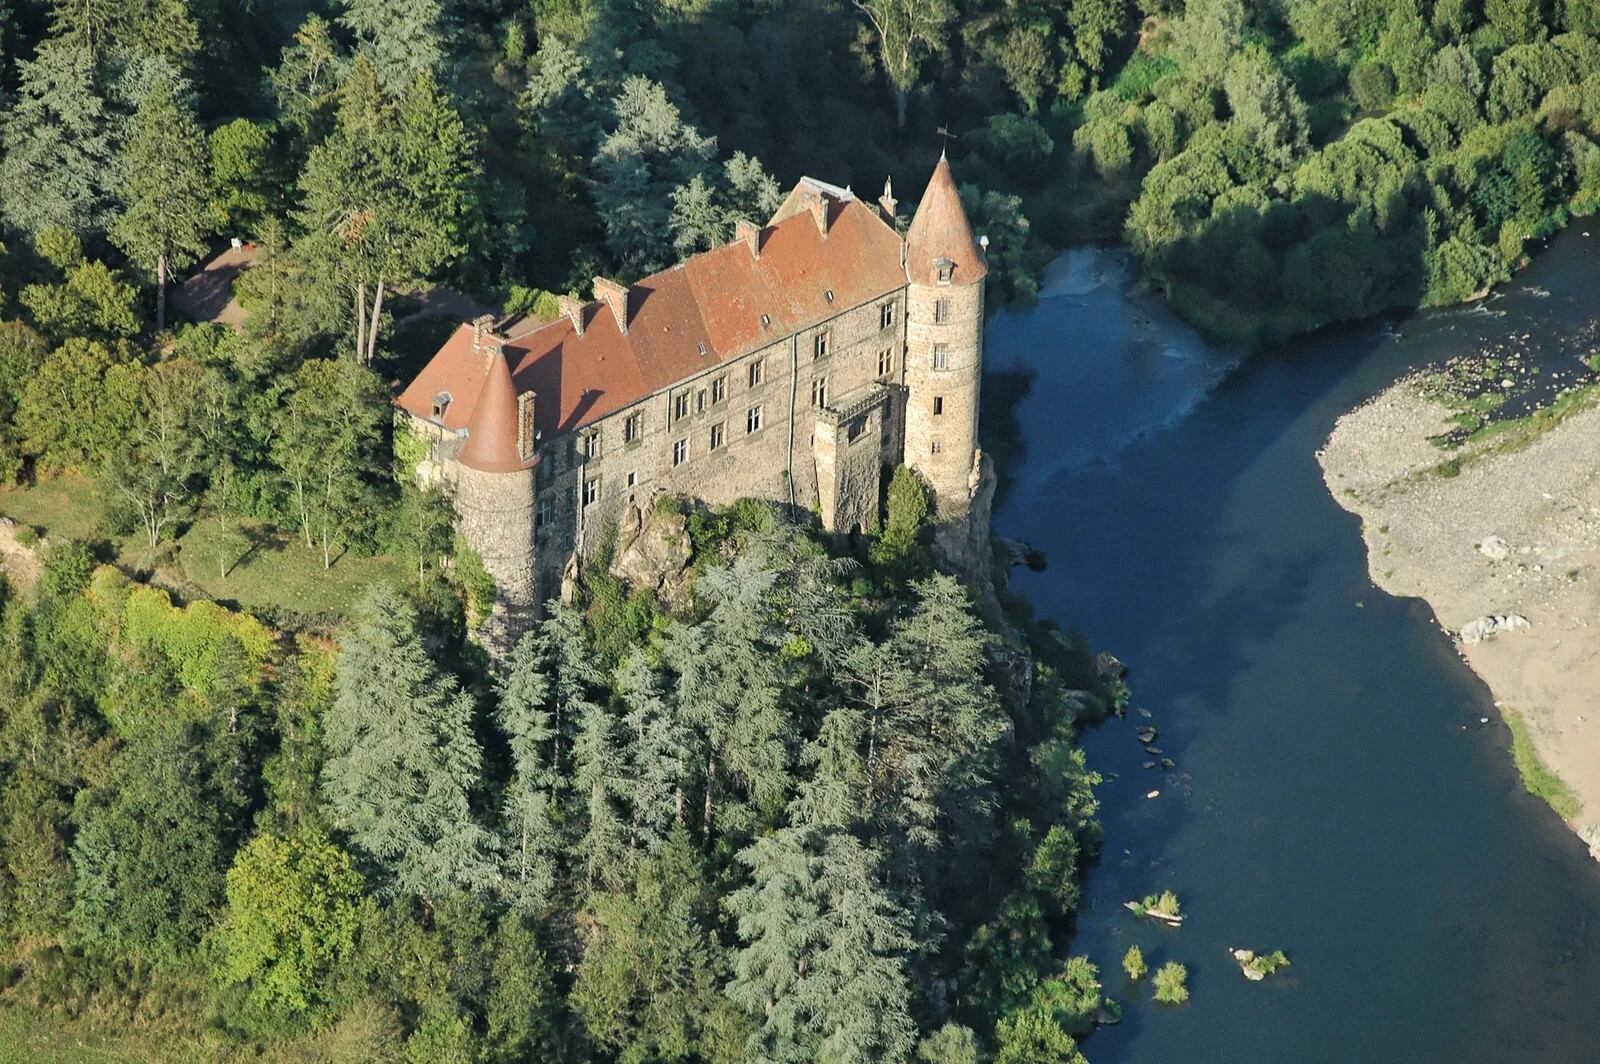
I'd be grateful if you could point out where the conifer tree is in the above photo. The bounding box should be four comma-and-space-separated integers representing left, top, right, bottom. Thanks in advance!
617, 651, 690, 853
728, 826, 917, 1064
321, 586, 497, 900
0, 37, 116, 237
496, 628, 561, 913
340, 0, 446, 95
571, 694, 629, 891
111, 76, 211, 330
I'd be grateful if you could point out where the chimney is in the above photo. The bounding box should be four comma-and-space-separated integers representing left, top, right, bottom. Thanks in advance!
734, 218, 762, 259
471, 313, 495, 351
593, 276, 629, 334
517, 390, 538, 461
802, 187, 829, 236
878, 176, 897, 223
558, 294, 586, 335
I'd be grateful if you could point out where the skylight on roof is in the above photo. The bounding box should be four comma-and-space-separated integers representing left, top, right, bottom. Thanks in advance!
760, 314, 771, 328
825, 290, 834, 303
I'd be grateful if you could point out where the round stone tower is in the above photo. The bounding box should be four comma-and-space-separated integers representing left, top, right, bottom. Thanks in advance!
902, 152, 988, 518
454, 339, 537, 649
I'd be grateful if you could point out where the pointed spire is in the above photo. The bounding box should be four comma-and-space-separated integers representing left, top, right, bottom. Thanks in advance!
878, 176, 898, 222
905, 153, 987, 286
459, 346, 530, 473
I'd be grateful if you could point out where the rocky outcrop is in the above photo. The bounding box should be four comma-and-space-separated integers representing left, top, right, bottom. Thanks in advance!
1459, 613, 1531, 644
611, 501, 694, 605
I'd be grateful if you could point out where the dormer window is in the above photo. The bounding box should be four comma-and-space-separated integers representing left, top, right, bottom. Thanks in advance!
760, 313, 772, 329
824, 289, 835, 303
935, 258, 954, 285
431, 392, 452, 419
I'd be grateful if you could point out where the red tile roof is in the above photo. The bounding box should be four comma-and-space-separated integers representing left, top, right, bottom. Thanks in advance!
905, 153, 987, 287
396, 178, 911, 472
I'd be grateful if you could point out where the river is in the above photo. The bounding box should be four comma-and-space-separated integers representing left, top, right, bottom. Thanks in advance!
989, 228, 1600, 1063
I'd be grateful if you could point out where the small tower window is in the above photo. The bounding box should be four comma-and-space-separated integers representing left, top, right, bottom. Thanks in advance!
931, 439, 943, 454
933, 396, 944, 416
935, 298, 950, 323
431, 391, 452, 419
879, 302, 896, 329
932, 344, 949, 370
583, 477, 601, 506
626, 471, 637, 487
813, 330, 830, 359
935, 259, 954, 285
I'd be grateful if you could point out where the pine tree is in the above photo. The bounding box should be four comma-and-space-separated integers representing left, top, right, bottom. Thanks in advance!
111, 76, 211, 330
727, 826, 917, 1064
0, 37, 116, 237
321, 586, 497, 900
495, 628, 561, 913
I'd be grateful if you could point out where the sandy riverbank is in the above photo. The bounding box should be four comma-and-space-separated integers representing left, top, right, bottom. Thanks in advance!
1319, 378, 1600, 854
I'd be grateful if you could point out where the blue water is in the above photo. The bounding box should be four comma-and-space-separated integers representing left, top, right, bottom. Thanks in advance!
991, 231, 1600, 1063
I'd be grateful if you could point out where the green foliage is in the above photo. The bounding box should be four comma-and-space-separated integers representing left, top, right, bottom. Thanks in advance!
1505, 707, 1581, 817
215, 828, 362, 1017
208, 119, 276, 233
1153, 961, 1190, 1004
1123, 944, 1147, 980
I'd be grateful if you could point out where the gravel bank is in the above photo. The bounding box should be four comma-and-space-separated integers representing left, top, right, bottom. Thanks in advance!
1320, 377, 1600, 853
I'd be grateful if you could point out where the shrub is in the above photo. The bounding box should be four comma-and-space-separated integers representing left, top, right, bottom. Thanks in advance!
13, 525, 39, 547
1153, 962, 1189, 1004
40, 539, 96, 599
1123, 944, 1147, 981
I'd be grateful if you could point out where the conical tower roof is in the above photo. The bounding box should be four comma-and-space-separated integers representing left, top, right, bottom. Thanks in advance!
458, 345, 529, 473
905, 152, 987, 286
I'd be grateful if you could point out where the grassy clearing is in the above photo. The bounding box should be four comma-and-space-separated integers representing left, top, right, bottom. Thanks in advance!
173, 518, 407, 625
1503, 707, 1581, 820
0, 477, 404, 627
0, 474, 107, 541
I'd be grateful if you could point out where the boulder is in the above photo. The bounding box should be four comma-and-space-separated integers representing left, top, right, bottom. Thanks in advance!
1583, 824, 1600, 863
1459, 613, 1531, 644
1095, 651, 1127, 681
1478, 536, 1512, 561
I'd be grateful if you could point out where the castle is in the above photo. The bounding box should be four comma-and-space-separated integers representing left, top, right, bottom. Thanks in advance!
396, 154, 989, 642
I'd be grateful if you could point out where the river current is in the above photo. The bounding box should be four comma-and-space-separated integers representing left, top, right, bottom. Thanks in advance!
990, 229, 1600, 1063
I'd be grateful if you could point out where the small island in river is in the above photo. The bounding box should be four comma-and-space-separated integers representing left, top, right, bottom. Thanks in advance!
1320, 366, 1600, 853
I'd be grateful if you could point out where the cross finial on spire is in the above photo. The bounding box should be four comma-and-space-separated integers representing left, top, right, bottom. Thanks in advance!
936, 126, 958, 156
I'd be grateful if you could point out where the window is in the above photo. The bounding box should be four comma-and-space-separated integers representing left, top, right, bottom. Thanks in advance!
582, 432, 599, 459
933, 396, 944, 416
879, 301, 896, 329
624, 411, 643, 443
431, 392, 452, 419
711, 375, 727, 403
932, 344, 949, 370
935, 298, 950, 323
931, 440, 943, 454
811, 376, 828, 407
813, 330, 830, 359
537, 498, 554, 528
673, 393, 690, 422
936, 260, 954, 284
747, 405, 764, 434
583, 477, 601, 506
760, 313, 772, 329
626, 471, 637, 488
878, 349, 894, 376
696, 388, 706, 414
748, 359, 765, 388
710, 421, 725, 449
673, 438, 688, 466
846, 417, 866, 443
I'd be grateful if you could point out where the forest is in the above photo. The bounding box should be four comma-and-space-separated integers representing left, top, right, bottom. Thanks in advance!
0, 0, 1598, 1060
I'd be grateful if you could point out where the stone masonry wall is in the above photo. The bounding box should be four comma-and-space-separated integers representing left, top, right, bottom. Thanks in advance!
903, 275, 985, 518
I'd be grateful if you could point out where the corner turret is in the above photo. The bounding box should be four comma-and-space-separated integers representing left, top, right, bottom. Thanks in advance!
901, 152, 987, 520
